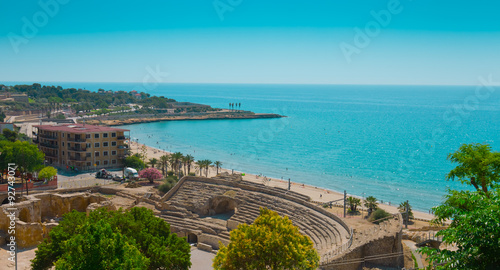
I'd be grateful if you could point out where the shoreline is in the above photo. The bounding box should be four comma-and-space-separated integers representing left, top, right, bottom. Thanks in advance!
130, 141, 435, 221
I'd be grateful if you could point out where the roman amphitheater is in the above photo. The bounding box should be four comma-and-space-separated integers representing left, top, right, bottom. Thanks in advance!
0, 174, 404, 269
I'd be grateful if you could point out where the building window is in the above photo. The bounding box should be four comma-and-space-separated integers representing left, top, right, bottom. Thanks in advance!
62, 151, 65, 156
111, 133, 116, 137
96, 161, 100, 166
112, 160, 117, 164
95, 152, 100, 157
62, 142, 65, 147
87, 143, 91, 148
62, 133, 65, 138
94, 142, 100, 148
86, 134, 91, 139
103, 151, 108, 156
67, 143, 71, 148
94, 134, 99, 139
104, 160, 108, 165
111, 150, 117, 155
103, 133, 108, 138
103, 142, 109, 147
111, 141, 117, 146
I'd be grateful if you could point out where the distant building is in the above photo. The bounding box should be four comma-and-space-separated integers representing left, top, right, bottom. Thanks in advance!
33, 124, 130, 171
0, 123, 14, 133
11, 93, 28, 103
0, 93, 28, 102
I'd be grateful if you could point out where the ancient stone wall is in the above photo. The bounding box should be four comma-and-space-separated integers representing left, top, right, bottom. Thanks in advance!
0, 192, 108, 248
320, 214, 404, 270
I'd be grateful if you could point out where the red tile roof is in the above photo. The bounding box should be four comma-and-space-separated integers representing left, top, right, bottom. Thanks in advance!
33, 124, 129, 133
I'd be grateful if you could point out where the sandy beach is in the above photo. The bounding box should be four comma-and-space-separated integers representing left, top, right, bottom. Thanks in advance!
129, 141, 435, 221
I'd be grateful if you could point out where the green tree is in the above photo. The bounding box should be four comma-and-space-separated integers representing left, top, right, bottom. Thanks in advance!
124, 155, 145, 170
347, 196, 361, 214
364, 196, 378, 217
446, 143, 500, 197
2, 129, 17, 142
184, 154, 194, 175
171, 152, 183, 177
159, 154, 169, 176
0, 111, 5, 122
213, 208, 319, 270
148, 157, 158, 168
398, 201, 413, 225
54, 221, 149, 270
420, 143, 500, 269
38, 166, 57, 181
214, 161, 222, 175
0, 141, 44, 195
32, 207, 191, 270
196, 159, 212, 177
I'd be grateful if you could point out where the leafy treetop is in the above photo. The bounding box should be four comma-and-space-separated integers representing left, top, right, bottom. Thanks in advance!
446, 143, 500, 197
31, 207, 191, 270
213, 207, 320, 270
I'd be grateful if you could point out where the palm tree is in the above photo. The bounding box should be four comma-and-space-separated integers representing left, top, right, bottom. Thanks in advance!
171, 152, 183, 177
214, 161, 222, 175
148, 158, 158, 168
184, 154, 194, 175
347, 197, 361, 214
398, 201, 414, 225
195, 160, 204, 176
196, 159, 212, 177
364, 196, 378, 217
203, 160, 212, 177
159, 155, 169, 176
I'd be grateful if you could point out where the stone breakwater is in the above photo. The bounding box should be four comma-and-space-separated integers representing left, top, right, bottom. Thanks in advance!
81, 113, 285, 126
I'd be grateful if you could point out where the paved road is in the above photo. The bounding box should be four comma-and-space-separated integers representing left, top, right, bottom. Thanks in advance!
190, 248, 216, 270
403, 240, 424, 269
57, 170, 123, 189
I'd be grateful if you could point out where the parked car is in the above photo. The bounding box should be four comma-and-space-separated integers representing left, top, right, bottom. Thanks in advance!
95, 169, 113, 179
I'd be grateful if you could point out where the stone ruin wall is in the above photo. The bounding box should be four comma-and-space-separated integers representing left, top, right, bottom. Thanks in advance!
0, 191, 111, 248
320, 213, 404, 270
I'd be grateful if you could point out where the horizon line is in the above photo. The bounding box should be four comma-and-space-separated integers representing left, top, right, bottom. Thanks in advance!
1, 81, 498, 88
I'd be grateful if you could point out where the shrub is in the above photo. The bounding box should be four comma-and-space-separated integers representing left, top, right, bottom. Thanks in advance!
188, 172, 196, 176
139, 168, 162, 183
167, 171, 174, 176
158, 182, 174, 194
369, 209, 391, 224
158, 176, 179, 194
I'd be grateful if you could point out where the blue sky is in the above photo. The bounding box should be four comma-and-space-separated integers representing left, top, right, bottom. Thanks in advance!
1, 0, 499, 85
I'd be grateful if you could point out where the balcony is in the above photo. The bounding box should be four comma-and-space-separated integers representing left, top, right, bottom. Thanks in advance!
117, 135, 129, 140
39, 134, 57, 140
66, 137, 87, 143
68, 147, 87, 152
68, 156, 87, 161
118, 145, 129, 149
41, 142, 58, 149
45, 152, 57, 158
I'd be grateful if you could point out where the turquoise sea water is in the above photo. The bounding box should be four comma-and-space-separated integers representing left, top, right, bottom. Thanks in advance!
6, 82, 500, 211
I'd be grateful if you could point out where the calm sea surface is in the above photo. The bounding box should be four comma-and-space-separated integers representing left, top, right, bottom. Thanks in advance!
7, 82, 500, 211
